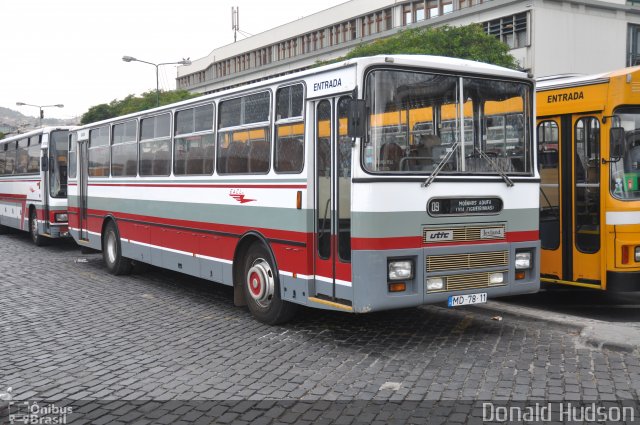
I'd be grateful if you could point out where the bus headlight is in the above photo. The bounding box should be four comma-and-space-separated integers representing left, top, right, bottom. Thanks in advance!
636, 247, 640, 262
515, 251, 532, 270
426, 277, 444, 291
489, 272, 504, 285
388, 260, 413, 281
54, 213, 68, 223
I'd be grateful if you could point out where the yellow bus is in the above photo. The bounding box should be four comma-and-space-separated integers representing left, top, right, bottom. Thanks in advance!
537, 66, 640, 291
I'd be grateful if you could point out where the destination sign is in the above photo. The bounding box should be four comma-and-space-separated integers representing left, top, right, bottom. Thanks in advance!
428, 197, 503, 216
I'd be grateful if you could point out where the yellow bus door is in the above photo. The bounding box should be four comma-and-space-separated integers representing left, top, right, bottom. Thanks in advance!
571, 115, 602, 285
538, 119, 563, 279
539, 115, 602, 287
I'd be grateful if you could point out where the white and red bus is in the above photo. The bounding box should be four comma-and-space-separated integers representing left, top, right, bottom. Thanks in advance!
0, 127, 73, 245
68, 55, 540, 323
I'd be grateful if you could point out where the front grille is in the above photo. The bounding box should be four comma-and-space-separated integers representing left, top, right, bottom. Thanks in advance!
426, 251, 508, 272
427, 270, 508, 292
422, 224, 506, 244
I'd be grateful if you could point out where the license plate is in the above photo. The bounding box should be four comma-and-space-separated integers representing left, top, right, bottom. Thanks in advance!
448, 293, 487, 307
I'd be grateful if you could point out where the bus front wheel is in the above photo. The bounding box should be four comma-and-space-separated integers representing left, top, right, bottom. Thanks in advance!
29, 209, 47, 246
243, 243, 297, 324
102, 221, 132, 275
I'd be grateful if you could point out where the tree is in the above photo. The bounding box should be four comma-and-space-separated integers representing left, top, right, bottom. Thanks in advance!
320, 24, 518, 69
80, 90, 199, 125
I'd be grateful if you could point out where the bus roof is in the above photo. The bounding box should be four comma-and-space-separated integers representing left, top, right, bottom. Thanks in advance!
537, 66, 640, 91
0, 126, 76, 144
75, 55, 530, 131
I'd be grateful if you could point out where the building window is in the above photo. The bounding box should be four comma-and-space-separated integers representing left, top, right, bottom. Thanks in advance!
384, 9, 392, 31
628, 24, 640, 66
403, 4, 412, 25
427, 0, 439, 18
415, 3, 425, 21
442, 0, 453, 14
484, 12, 528, 49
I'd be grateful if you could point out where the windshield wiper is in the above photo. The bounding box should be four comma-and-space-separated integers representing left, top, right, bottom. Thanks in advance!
422, 142, 515, 188
422, 140, 459, 188
473, 147, 514, 187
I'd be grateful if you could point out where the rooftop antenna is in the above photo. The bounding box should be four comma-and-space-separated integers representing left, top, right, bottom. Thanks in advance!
232, 6, 239, 42
231, 7, 253, 42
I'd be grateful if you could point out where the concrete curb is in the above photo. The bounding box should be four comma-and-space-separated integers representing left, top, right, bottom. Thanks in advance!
469, 300, 640, 354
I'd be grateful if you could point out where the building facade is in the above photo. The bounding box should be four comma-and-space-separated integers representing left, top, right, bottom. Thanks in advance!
177, 0, 640, 94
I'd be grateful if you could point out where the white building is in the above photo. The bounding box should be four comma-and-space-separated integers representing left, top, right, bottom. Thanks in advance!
177, 0, 640, 94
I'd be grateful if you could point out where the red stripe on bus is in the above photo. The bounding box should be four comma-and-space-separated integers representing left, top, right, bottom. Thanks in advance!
351, 230, 539, 250
0, 193, 28, 200
68, 207, 308, 244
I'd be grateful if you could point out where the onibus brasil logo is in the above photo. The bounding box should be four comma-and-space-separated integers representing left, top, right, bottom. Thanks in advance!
1, 387, 73, 424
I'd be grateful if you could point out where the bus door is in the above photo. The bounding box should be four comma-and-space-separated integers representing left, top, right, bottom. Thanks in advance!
77, 139, 89, 241
41, 143, 50, 234
571, 115, 602, 285
539, 115, 602, 286
313, 96, 352, 303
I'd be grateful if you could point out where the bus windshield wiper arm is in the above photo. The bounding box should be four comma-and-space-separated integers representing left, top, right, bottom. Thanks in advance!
422, 140, 459, 188
474, 147, 514, 187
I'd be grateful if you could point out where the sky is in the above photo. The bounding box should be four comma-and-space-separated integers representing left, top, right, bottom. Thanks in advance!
1, 0, 347, 121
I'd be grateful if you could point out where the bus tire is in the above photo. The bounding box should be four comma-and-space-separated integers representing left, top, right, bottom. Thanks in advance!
29, 209, 47, 246
102, 221, 132, 275
243, 243, 297, 324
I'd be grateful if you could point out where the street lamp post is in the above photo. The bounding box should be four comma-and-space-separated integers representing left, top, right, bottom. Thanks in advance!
15, 102, 64, 126
122, 56, 192, 107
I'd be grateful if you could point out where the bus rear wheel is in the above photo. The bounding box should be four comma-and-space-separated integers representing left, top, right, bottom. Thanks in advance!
29, 209, 47, 246
102, 221, 132, 275
243, 243, 297, 324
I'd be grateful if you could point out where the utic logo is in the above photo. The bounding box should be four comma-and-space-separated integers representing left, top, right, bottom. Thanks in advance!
229, 189, 256, 204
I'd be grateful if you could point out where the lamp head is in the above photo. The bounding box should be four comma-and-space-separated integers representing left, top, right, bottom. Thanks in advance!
122, 56, 136, 62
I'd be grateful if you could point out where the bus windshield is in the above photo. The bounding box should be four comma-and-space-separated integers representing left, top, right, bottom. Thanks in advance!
363, 69, 532, 175
50, 130, 69, 198
610, 107, 640, 200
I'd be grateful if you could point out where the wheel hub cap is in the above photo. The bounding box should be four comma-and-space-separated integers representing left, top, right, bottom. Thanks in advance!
246, 259, 274, 307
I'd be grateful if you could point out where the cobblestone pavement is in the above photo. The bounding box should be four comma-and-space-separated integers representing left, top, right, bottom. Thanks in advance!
1, 232, 640, 424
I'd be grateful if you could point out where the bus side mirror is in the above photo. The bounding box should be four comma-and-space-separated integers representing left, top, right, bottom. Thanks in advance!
347, 99, 366, 140
610, 127, 626, 158
41, 156, 48, 171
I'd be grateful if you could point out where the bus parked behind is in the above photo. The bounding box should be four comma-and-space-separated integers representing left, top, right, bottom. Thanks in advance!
537, 66, 640, 290
0, 127, 73, 245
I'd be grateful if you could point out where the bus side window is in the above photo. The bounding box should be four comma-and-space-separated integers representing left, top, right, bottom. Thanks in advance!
139, 114, 171, 177
218, 91, 271, 175
89, 127, 110, 177
275, 84, 304, 174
